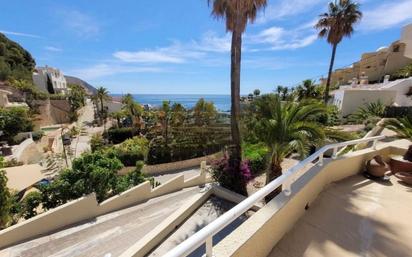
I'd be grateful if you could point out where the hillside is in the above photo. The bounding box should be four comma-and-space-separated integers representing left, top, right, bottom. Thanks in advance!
65, 75, 97, 95
0, 33, 35, 81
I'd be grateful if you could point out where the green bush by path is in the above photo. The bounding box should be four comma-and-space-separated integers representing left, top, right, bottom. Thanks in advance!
0, 107, 33, 143
243, 143, 269, 176
107, 127, 134, 144
21, 191, 42, 219
108, 136, 149, 166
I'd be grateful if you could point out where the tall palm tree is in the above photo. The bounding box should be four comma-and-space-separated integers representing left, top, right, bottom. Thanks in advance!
122, 94, 143, 134
96, 87, 111, 131
315, 0, 362, 103
252, 95, 327, 200
208, 0, 267, 183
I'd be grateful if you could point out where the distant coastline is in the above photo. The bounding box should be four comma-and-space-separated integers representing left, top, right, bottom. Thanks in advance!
111, 94, 232, 112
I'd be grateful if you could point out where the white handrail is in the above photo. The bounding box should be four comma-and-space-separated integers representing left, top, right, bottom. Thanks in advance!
163, 135, 385, 257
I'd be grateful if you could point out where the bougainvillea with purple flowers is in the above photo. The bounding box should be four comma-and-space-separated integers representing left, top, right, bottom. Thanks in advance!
210, 152, 253, 195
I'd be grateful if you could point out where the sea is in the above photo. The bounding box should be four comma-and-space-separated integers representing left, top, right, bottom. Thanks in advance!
111, 94, 232, 112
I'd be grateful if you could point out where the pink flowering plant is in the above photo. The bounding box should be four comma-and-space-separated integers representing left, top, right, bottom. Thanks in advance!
210, 152, 253, 195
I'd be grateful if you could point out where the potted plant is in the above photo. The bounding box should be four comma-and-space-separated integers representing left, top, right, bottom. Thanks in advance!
390, 145, 412, 174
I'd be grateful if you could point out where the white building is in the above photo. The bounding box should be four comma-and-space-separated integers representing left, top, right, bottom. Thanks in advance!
33, 66, 68, 95
333, 77, 412, 117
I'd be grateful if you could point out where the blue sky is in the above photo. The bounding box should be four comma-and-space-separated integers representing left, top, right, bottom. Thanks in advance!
1, 0, 412, 94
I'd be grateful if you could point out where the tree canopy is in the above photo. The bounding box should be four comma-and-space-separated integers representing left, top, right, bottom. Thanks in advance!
0, 33, 35, 81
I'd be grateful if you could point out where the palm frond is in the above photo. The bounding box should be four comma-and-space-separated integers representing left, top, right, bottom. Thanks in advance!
383, 117, 412, 139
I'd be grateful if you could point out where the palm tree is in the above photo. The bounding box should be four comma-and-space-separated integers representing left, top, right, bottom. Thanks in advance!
252, 95, 327, 200
96, 87, 111, 132
281, 87, 289, 100
349, 100, 386, 123
296, 79, 319, 100
208, 0, 267, 183
315, 0, 362, 103
276, 85, 284, 96
158, 101, 172, 148
383, 116, 412, 139
122, 94, 143, 134
171, 103, 187, 127
110, 110, 127, 128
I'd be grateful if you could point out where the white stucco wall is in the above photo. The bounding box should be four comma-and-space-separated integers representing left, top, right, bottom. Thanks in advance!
334, 89, 397, 117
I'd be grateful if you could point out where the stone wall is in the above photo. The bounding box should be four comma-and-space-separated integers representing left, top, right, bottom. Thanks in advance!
32, 99, 71, 129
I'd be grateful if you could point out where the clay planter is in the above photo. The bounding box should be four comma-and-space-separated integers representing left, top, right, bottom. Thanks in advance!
366, 158, 389, 178
389, 156, 412, 174
394, 172, 412, 185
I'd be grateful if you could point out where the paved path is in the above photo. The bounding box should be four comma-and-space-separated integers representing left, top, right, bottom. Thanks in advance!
71, 100, 95, 158
1, 188, 201, 257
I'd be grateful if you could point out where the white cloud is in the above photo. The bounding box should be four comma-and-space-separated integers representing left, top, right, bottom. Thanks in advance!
113, 51, 185, 64
45, 46, 62, 52
191, 31, 231, 53
0, 30, 41, 38
247, 24, 317, 50
360, 0, 412, 30
113, 37, 218, 64
61, 10, 100, 38
68, 64, 164, 80
257, 0, 326, 24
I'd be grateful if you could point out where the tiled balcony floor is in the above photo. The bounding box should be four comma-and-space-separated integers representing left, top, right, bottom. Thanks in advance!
268, 174, 412, 257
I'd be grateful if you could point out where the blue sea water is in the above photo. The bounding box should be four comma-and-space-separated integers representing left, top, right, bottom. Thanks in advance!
112, 94, 232, 112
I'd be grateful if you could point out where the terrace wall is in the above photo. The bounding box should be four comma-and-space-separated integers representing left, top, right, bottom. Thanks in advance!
0, 162, 209, 249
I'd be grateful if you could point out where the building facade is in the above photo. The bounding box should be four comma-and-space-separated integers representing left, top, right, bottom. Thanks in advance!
329, 24, 412, 86
33, 66, 68, 94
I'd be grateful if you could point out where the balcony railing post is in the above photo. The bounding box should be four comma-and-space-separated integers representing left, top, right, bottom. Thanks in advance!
373, 139, 378, 150
332, 147, 338, 159
163, 135, 386, 257
206, 236, 213, 257
318, 154, 323, 166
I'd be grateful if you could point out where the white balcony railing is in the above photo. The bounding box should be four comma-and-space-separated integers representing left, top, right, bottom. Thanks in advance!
163, 135, 386, 257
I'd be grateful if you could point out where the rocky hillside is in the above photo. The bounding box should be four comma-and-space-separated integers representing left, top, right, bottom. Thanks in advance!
0, 33, 35, 82
65, 75, 97, 95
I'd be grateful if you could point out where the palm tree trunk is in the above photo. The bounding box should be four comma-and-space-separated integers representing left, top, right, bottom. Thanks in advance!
324, 43, 338, 104
229, 18, 242, 169
265, 160, 283, 203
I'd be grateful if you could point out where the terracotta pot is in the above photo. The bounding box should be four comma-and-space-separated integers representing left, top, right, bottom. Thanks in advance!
365, 155, 390, 178
390, 157, 412, 174
394, 172, 412, 185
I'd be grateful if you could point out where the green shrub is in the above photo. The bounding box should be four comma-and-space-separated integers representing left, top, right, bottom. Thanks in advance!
114, 161, 147, 194
0, 107, 33, 143
243, 143, 269, 175
32, 131, 44, 141
40, 151, 124, 203
21, 191, 42, 219
3, 158, 23, 168
391, 64, 412, 80
108, 136, 149, 166
107, 127, 134, 144
0, 158, 12, 229
147, 126, 230, 164
90, 134, 105, 152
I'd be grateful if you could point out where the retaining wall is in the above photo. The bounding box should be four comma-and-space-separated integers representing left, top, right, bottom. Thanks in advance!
0, 162, 209, 249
